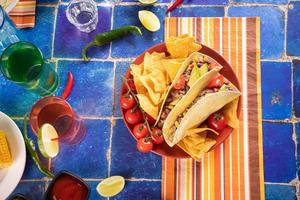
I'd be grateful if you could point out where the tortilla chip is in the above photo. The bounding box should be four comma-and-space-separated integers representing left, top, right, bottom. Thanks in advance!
139, 75, 161, 105
149, 69, 167, 93
144, 52, 166, 74
178, 127, 217, 161
137, 94, 159, 119
222, 97, 240, 129
166, 35, 202, 59
185, 127, 219, 136
161, 58, 185, 81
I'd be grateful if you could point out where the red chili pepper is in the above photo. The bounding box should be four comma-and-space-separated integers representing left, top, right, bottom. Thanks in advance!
166, 0, 183, 13
61, 71, 74, 99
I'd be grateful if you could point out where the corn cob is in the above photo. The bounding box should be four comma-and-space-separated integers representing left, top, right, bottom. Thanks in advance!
0, 130, 12, 168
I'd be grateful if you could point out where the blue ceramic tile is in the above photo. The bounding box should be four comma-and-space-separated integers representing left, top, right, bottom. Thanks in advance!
0, 76, 40, 117
86, 182, 106, 200
111, 181, 161, 200
287, 1, 300, 56
261, 62, 292, 120
54, 5, 112, 59
17, 6, 55, 59
52, 120, 110, 178
265, 184, 296, 200
233, 0, 287, 4
111, 120, 162, 179
114, 61, 131, 117
263, 122, 296, 183
8, 181, 45, 199
170, 7, 224, 17
228, 6, 284, 59
112, 6, 166, 58
294, 122, 300, 178
182, 0, 227, 5
56, 60, 114, 117
293, 60, 300, 117
14, 120, 46, 179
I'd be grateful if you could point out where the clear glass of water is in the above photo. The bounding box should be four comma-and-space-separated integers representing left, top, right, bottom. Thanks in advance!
66, 0, 98, 33
0, 6, 20, 54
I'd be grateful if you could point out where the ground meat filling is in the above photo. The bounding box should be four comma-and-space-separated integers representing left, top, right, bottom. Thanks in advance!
169, 81, 235, 132
157, 59, 212, 128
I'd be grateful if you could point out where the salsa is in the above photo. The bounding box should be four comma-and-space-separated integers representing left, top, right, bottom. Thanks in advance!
47, 173, 89, 200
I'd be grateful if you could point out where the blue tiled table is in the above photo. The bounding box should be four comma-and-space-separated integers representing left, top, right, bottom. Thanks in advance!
2, 0, 300, 199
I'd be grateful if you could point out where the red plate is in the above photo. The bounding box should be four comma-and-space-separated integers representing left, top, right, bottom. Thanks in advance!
120, 43, 241, 159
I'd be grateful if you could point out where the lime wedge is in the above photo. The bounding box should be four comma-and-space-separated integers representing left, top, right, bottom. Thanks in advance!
138, 0, 157, 5
138, 10, 160, 32
38, 123, 59, 158
96, 176, 125, 197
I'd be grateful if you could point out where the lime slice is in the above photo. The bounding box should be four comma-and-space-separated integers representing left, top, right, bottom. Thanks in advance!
96, 176, 125, 197
138, 10, 160, 32
38, 123, 59, 158
138, 0, 157, 5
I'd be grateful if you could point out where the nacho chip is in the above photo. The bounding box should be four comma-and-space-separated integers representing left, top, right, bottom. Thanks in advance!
161, 58, 185, 80
137, 94, 159, 119
178, 131, 216, 161
144, 52, 166, 74
222, 97, 239, 129
148, 69, 167, 92
139, 75, 161, 105
166, 35, 202, 58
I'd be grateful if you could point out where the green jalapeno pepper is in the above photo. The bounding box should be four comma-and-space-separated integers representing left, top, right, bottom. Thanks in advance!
82, 26, 142, 61
23, 114, 54, 178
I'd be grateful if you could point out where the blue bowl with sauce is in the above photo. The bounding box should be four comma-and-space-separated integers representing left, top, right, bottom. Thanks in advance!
44, 171, 90, 200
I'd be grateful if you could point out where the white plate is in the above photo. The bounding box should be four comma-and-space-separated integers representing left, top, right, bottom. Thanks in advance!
0, 112, 26, 200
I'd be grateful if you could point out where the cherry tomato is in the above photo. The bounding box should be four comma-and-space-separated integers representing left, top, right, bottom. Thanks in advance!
207, 75, 224, 89
137, 137, 153, 153
173, 75, 186, 90
151, 128, 164, 144
133, 123, 149, 139
145, 113, 156, 125
120, 94, 136, 109
125, 108, 143, 124
208, 62, 219, 70
127, 79, 136, 92
207, 112, 227, 131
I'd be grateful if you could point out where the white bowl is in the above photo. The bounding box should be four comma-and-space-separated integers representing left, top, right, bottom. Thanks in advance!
0, 111, 26, 200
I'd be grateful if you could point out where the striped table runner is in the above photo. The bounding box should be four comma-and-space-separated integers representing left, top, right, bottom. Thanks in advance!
9, 0, 36, 28
162, 17, 265, 200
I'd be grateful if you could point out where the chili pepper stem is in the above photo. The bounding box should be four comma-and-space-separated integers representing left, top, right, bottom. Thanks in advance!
122, 76, 154, 136
82, 42, 96, 61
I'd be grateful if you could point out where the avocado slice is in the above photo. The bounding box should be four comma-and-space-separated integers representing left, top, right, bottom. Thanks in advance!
220, 84, 227, 91
187, 63, 209, 87
199, 63, 208, 77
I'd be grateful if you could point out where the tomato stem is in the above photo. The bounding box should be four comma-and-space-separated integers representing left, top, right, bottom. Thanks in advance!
122, 76, 153, 136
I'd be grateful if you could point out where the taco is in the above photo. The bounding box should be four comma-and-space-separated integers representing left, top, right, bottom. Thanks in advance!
155, 52, 223, 128
177, 97, 240, 161
162, 71, 241, 147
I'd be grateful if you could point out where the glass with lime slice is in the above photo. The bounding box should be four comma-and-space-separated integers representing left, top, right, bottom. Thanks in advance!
38, 123, 59, 158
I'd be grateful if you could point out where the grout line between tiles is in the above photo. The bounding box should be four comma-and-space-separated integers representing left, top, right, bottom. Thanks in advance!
50, 4, 59, 59
107, 62, 117, 177
264, 182, 295, 186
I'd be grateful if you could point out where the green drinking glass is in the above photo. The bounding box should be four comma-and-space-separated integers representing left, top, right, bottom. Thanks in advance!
0, 41, 59, 96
